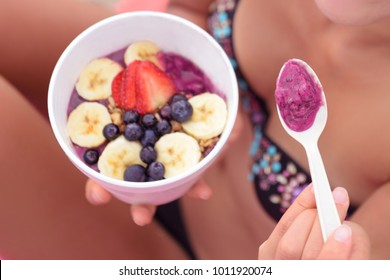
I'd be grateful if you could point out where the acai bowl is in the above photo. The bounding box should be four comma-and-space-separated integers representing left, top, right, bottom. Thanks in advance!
48, 12, 238, 205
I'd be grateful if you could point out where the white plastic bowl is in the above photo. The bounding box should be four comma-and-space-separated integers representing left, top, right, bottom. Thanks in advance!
48, 12, 238, 205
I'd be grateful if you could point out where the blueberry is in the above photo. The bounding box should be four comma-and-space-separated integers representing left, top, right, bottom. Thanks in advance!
103, 123, 120, 141
145, 176, 157, 182
124, 164, 146, 182
156, 119, 172, 136
123, 110, 139, 124
169, 93, 187, 105
171, 99, 193, 122
124, 123, 144, 141
141, 129, 158, 147
146, 162, 165, 180
159, 105, 172, 119
140, 145, 157, 164
83, 149, 99, 165
141, 113, 158, 128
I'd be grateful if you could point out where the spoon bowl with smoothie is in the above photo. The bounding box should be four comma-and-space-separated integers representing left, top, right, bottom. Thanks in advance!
275, 58, 341, 241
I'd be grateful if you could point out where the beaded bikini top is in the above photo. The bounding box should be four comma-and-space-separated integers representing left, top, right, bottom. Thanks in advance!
208, 0, 311, 220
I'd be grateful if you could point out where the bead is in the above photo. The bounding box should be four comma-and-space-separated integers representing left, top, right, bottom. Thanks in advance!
283, 193, 292, 201
281, 200, 291, 208
273, 153, 281, 162
263, 154, 271, 162
297, 173, 307, 183
267, 145, 277, 156
268, 173, 276, 183
260, 159, 269, 168
252, 163, 260, 174
270, 195, 281, 204
289, 178, 299, 188
271, 161, 282, 173
260, 181, 269, 190
276, 174, 288, 185
218, 11, 228, 21
287, 163, 297, 175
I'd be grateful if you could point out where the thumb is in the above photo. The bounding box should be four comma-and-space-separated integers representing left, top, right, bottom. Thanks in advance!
317, 224, 353, 259
317, 222, 370, 259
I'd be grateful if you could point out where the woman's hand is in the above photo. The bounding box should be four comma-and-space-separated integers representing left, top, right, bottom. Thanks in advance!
258, 184, 371, 259
85, 178, 212, 226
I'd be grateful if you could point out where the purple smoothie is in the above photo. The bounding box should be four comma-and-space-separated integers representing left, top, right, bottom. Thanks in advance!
275, 59, 323, 132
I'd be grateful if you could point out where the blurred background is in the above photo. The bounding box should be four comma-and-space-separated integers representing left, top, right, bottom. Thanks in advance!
83, 0, 169, 13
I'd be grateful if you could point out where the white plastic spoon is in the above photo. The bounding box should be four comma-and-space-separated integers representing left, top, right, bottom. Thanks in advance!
275, 58, 341, 241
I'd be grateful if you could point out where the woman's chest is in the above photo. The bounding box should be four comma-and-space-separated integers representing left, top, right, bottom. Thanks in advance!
183, 0, 390, 259
232, 0, 390, 202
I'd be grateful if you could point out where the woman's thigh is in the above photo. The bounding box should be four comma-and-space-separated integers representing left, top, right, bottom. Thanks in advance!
0, 76, 188, 260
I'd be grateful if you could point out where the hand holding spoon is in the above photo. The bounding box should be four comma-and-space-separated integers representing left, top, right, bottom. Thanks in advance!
275, 58, 341, 241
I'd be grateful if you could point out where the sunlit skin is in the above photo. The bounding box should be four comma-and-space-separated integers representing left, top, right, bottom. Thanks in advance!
91, 0, 390, 259
1, 0, 389, 259
314, 0, 390, 25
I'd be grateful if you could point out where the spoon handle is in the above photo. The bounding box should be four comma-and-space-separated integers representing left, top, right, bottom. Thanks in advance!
305, 143, 341, 241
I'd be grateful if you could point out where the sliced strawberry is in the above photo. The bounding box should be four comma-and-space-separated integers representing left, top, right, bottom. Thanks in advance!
111, 60, 175, 114
120, 60, 140, 110
135, 61, 176, 114
111, 61, 140, 110
112, 70, 124, 108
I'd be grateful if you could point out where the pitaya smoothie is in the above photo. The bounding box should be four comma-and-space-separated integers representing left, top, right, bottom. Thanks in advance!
275, 59, 323, 132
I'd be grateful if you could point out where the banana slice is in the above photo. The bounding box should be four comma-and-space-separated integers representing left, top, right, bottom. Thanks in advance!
75, 57, 123, 101
155, 132, 201, 178
124, 40, 162, 68
98, 136, 144, 180
182, 93, 228, 140
67, 102, 111, 148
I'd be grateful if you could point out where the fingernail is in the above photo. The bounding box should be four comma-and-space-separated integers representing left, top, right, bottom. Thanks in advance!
133, 207, 151, 226
133, 215, 146, 226
133, 213, 147, 226
332, 187, 347, 204
333, 224, 352, 244
199, 189, 212, 200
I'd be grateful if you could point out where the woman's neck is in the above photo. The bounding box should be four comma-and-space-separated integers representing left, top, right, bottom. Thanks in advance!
290, 0, 390, 77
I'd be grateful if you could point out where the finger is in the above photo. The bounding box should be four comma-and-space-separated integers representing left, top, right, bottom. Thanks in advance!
274, 209, 317, 259
348, 222, 371, 259
85, 179, 112, 205
260, 185, 352, 260
258, 240, 270, 260
258, 184, 316, 259
270, 184, 316, 239
319, 221, 371, 260
302, 187, 350, 259
186, 179, 213, 200
131, 204, 157, 226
